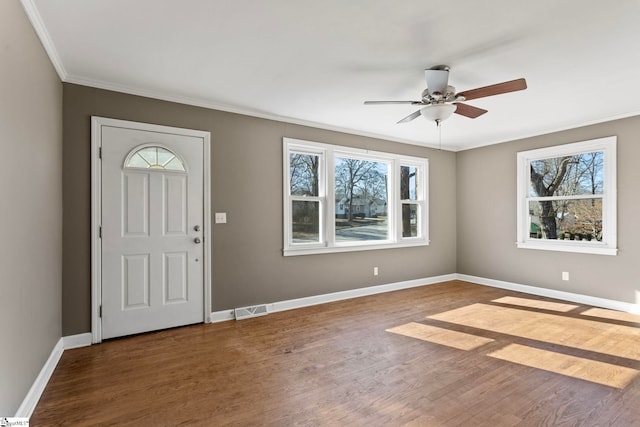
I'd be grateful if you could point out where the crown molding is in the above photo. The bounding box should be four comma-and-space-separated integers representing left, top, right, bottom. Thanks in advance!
20, 0, 67, 80
65, 73, 455, 150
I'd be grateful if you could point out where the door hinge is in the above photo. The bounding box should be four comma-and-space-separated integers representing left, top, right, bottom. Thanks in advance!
98, 147, 102, 159
99, 305, 102, 318
99, 226, 102, 238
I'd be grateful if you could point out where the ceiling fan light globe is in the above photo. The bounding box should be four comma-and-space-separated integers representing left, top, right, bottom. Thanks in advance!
420, 104, 456, 122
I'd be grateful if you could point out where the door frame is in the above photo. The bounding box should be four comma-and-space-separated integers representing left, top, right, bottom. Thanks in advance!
91, 116, 212, 343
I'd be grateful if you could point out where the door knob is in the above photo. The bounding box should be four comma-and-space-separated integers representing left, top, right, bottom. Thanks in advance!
194, 237, 201, 244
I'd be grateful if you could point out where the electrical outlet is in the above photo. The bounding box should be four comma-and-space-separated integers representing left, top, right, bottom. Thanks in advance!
373, 267, 379, 276
562, 271, 569, 281
215, 212, 227, 224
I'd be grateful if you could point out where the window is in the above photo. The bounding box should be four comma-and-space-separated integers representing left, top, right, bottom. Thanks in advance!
284, 138, 428, 256
334, 155, 389, 243
400, 164, 422, 238
516, 136, 616, 255
124, 145, 186, 171
289, 150, 323, 245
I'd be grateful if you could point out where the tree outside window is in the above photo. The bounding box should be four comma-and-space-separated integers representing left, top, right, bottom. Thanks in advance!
529, 151, 603, 241
334, 157, 388, 242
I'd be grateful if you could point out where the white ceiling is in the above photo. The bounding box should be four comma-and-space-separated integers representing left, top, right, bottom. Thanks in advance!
25, 0, 640, 151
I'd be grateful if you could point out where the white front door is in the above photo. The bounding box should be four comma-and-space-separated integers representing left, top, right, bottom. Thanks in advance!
100, 123, 205, 339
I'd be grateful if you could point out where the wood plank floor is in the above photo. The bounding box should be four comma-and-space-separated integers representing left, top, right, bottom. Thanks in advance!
32, 280, 640, 426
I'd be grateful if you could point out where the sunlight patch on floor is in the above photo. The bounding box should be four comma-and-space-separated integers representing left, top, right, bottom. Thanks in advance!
581, 307, 640, 324
488, 343, 639, 389
428, 303, 640, 361
386, 322, 494, 351
491, 296, 578, 312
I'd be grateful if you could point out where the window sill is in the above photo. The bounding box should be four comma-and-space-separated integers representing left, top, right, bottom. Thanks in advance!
516, 241, 617, 256
284, 239, 429, 256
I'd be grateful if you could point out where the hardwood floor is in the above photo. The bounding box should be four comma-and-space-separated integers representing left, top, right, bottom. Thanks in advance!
32, 280, 640, 426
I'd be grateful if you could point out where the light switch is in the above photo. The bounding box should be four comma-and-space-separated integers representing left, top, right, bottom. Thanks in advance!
215, 212, 227, 224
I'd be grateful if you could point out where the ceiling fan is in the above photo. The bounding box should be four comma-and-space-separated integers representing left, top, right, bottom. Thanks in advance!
364, 65, 527, 124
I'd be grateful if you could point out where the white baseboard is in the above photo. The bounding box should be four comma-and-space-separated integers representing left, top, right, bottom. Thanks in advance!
269, 274, 456, 314
210, 309, 235, 323
456, 274, 640, 314
15, 333, 93, 418
63, 333, 93, 350
210, 274, 457, 321
14, 338, 64, 418
214, 272, 639, 320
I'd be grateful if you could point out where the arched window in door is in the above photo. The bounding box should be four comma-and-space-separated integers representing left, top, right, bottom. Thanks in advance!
124, 145, 186, 172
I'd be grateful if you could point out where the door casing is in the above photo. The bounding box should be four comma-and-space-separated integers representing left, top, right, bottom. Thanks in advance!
91, 116, 212, 343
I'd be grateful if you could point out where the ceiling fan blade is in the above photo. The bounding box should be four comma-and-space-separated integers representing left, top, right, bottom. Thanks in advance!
457, 78, 527, 101
425, 66, 450, 95
364, 100, 422, 105
454, 103, 488, 119
397, 110, 422, 124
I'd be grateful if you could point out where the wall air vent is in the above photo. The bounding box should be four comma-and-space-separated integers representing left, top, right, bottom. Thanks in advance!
234, 304, 268, 320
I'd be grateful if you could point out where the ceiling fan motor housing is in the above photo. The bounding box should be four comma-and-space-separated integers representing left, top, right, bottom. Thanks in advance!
422, 86, 457, 103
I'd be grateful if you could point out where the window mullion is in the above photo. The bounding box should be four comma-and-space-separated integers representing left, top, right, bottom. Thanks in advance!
385, 159, 396, 242
528, 194, 603, 202
325, 149, 335, 247
290, 195, 321, 202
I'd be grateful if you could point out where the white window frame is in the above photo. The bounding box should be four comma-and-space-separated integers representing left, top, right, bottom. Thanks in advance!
283, 138, 429, 256
516, 136, 617, 256
284, 144, 327, 250
397, 160, 427, 241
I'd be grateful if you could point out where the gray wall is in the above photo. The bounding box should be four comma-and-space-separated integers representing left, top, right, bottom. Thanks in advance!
0, 0, 63, 415
62, 83, 457, 335
457, 116, 640, 304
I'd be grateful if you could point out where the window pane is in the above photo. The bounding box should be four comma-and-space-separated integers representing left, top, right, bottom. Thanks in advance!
290, 153, 319, 196
164, 157, 184, 171
292, 200, 320, 243
128, 153, 150, 168
529, 198, 603, 241
530, 151, 604, 197
334, 157, 388, 242
138, 147, 158, 166
125, 146, 185, 171
156, 149, 173, 165
400, 165, 419, 200
335, 217, 388, 242
402, 204, 418, 237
